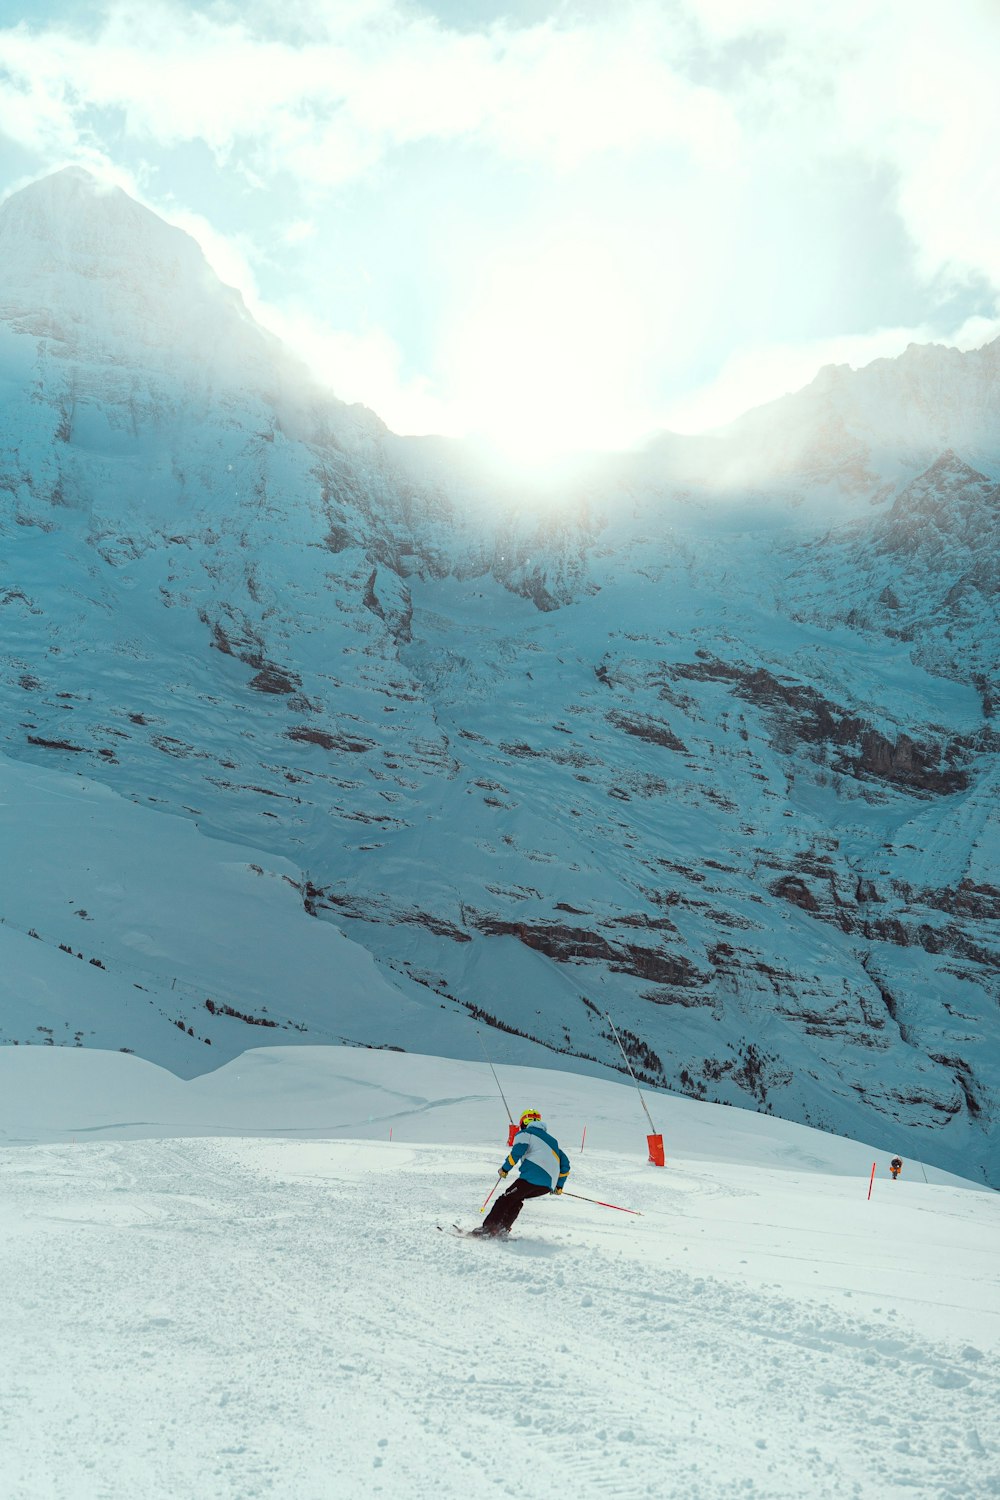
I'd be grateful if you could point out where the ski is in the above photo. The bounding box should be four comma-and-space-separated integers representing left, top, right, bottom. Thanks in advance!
436, 1223, 510, 1240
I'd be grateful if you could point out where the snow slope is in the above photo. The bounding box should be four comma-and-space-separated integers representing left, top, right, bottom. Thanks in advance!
0, 754, 594, 1079
1, 1046, 997, 1500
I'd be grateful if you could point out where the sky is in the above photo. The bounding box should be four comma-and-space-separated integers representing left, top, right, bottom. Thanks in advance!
0, 0, 998, 458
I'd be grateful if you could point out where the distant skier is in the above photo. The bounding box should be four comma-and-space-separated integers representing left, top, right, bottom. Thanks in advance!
474, 1108, 570, 1238
890, 1156, 903, 1180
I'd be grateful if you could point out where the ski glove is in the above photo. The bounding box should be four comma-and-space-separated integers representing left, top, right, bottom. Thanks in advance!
553, 1187, 563, 1195
498, 1168, 508, 1177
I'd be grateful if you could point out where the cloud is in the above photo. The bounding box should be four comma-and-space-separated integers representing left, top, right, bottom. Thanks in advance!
689, 0, 1000, 290
281, 219, 317, 246
3, 2, 994, 289
1, 0, 997, 449
1, 1, 995, 274
0, 2, 740, 184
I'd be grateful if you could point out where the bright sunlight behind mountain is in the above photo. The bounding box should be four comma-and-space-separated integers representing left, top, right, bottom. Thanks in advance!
2, 2, 998, 456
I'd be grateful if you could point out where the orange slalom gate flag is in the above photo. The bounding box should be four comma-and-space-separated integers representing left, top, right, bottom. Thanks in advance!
507, 1122, 518, 1146
647, 1133, 665, 1167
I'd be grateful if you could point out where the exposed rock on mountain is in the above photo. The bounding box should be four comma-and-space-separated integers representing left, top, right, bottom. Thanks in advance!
1, 169, 997, 1184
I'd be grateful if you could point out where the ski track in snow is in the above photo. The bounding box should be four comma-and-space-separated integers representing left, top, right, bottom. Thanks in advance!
2, 1137, 997, 1500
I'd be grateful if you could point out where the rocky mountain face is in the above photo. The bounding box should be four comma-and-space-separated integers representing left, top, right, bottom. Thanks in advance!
1, 169, 997, 1184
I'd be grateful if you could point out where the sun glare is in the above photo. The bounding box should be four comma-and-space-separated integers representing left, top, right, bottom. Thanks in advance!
445, 237, 648, 463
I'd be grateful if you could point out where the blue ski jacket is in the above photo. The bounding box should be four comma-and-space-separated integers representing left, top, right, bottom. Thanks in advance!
500, 1123, 570, 1191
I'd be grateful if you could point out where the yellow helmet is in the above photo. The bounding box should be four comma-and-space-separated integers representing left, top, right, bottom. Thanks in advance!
519, 1109, 542, 1128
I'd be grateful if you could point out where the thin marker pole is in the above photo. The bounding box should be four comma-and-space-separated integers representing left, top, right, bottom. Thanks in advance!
477, 1029, 514, 1125
580, 1124, 587, 1153
867, 1162, 876, 1200
605, 1011, 658, 1135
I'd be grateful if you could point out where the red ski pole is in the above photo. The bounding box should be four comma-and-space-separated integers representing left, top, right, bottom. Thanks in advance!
479, 1177, 504, 1214
562, 1191, 642, 1216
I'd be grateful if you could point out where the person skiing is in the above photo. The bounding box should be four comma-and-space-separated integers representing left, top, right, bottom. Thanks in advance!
474, 1108, 571, 1238
890, 1156, 903, 1180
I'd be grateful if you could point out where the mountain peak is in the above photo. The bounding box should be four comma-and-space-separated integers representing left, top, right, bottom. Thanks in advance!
14, 163, 97, 196
0, 165, 214, 288
16, 163, 112, 199
879, 448, 999, 558
0, 167, 373, 447
0, 166, 284, 401
917, 448, 990, 486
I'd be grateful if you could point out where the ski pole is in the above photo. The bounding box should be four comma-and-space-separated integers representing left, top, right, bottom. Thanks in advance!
477, 1029, 514, 1125
562, 1191, 642, 1216
479, 1177, 504, 1214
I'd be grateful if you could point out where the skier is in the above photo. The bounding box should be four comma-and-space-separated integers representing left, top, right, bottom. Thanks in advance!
890, 1156, 903, 1180
474, 1108, 571, 1238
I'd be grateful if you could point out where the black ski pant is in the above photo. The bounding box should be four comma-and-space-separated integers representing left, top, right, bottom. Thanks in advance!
482, 1177, 551, 1235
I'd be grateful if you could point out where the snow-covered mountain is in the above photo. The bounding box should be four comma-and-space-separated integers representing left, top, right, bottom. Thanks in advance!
687, 338, 1000, 504
1, 168, 997, 1186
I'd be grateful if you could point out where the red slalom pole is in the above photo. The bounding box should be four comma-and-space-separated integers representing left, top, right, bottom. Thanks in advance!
580, 1125, 587, 1153
563, 1191, 642, 1217
867, 1162, 876, 1200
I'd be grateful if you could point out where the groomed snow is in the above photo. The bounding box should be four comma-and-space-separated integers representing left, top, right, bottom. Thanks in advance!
1, 1046, 997, 1499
